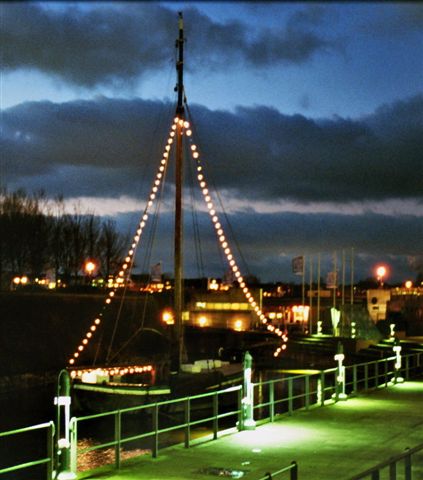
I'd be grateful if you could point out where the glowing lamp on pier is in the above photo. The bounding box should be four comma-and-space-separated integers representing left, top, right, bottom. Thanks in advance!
405, 280, 413, 289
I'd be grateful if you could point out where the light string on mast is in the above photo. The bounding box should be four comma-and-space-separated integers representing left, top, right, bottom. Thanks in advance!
183, 117, 288, 356
67, 123, 176, 367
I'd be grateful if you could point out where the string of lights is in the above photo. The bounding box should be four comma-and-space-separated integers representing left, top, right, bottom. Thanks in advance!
68, 123, 176, 366
182, 115, 288, 356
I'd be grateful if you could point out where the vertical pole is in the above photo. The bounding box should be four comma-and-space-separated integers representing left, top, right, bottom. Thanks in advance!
152, 403, 159, 458
54, 370, 77, 479
213, 393, 218, 439
301, 254, 305, 312
317, 253, 321, 334
241, 351, 256, 430
184, 397, 190, 448
114, 411, 121, 469
309, 255, 313, 334
173, 12, 185, 373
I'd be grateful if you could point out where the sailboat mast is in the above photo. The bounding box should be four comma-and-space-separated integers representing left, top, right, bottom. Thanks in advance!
173, 12, 185, 372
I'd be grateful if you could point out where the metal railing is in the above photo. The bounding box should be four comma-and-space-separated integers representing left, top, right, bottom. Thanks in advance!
70, 384, 243, 471
348, 442, 423, 479
258, 461, 298, 480
0, 421, 55, 479
1, 351, 421, 478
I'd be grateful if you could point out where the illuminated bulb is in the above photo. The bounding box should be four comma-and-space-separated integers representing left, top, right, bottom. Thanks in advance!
222, 242, 228, 248
212, 216, 218, 223
137, 228, 142, 235
198, 174, 203, 181
205, 195, 211, 203
125, 256, 131, 262
170, 131, 175, 137
165, 145, 170, 151
129, 249, 134, 255
200, 181, 206, 188
69, 359, 75, 365
207, 202, 213, 209
203, 188, 209, 196
186, 130, 192, 136
243, 287, 248, 293
123, 263, 128, 269
74, 352, 79, 358
131, 243, 136, 249
134, 235, 140, 242
143, 214, 148, 221
183, 121, 190, 128
193, 152, 199, 159
152, 186, 158, 193
94, 318, 101, 325
90, 325, 96, 332
163, 153, 168, 159
155, 179, 160, 186
174, 117, 179, 123
178, 119, 184, 126
140, 221, 145, 228
282, 344, 287, 350
148, 200, 153, 207
215, 223, 221, 230
191, 145, 197, 151
210, 209, 216, 216
87, 332, 92, 338
224, 248, 230, 255
172, 124, 177, 130
119, 271, 124, 277
106, 298, 111, 304
168, 138, 173, 144
78, 345, 84, 352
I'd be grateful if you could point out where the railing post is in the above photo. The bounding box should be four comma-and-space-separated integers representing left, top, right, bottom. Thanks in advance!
114, 411, 121, 469
213, 392, 218, 439
404, 448, 411, 480
152, 403, 159, 458
291, 460, 298, 480
288, 377, 293, 415
69, 417, 77, 474
319, 371, 325, 406
375, 362, 379, 388
405, 354, 410, 380
364, 363, 368, 390
305, 375, 310, 410
47, 421, 54, 480
269, 382, 275, 421
184, 397, 190, 449
352, 364, 358, 395
237, 387, 243, 431
389, 461, 396, 480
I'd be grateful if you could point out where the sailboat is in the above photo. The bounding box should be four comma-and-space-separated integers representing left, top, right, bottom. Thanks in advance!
68, 13, 287, 411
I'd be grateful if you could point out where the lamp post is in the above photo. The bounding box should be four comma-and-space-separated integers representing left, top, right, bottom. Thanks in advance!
333, 342, 347, 401
376, 265, 387, 288
241, 351, 256, 430
84, 260, 96, 286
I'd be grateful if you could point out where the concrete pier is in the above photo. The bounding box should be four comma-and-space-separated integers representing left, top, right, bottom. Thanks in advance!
78, 380, 423, 480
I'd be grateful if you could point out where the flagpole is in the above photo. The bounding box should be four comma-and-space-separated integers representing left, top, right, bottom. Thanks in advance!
309, 254, 313, 334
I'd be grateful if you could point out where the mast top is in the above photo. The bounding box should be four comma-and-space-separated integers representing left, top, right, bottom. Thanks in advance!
176, 12, 185, 115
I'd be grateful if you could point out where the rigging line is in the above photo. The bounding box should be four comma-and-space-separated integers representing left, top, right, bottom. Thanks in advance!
185, 103, 251, 278
186, 141, 205, 278
105, 118, 175, 364
107, 140, 171, 363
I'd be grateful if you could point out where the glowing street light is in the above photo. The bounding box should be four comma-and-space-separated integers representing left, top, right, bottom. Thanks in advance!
85, 260, 96, 276
376, 265, 387, 287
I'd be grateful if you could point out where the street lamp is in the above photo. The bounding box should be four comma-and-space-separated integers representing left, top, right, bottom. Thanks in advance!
84, 260, 97, 285
376, 265, 387, 287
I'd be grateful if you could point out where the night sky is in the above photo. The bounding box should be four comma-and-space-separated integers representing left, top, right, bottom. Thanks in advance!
1, 2, 422, 283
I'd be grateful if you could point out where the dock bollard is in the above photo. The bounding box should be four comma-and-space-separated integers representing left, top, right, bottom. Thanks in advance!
392, 338, 404, 384
332, 342, 347, 401
241, 351, 256, 430
54, 369, 77, 480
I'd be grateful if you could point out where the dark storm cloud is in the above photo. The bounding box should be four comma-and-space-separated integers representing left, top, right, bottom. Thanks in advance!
2, 3, 334, 87
115, 209, 423, 282
2, 94, 422, 203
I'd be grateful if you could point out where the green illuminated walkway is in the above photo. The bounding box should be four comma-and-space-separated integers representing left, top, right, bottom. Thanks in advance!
78, 381, 423, 480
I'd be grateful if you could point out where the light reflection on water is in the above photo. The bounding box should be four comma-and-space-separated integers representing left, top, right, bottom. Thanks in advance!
77, 438, 151, 471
